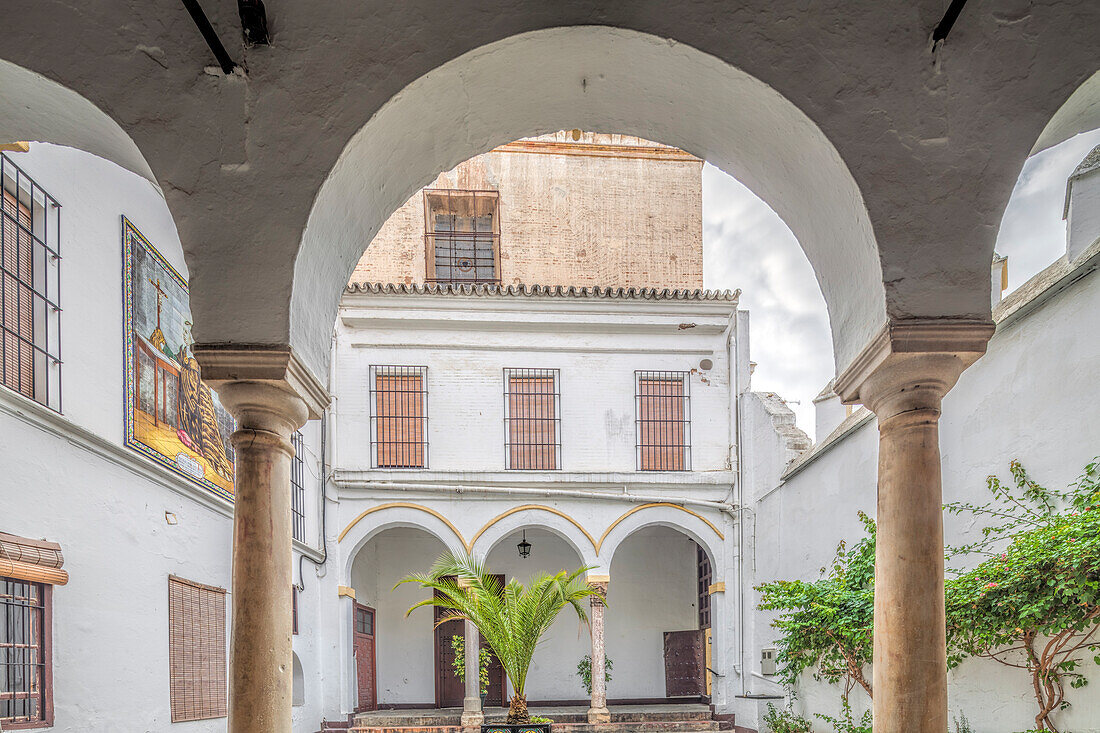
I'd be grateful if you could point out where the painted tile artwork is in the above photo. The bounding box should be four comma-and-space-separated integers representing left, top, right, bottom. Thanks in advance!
123, 217, 236, 500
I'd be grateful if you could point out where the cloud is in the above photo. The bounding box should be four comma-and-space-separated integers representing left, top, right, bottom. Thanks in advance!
703, 131, 1100, 441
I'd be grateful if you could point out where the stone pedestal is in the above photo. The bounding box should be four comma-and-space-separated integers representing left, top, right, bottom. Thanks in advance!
587, 577, 610, 724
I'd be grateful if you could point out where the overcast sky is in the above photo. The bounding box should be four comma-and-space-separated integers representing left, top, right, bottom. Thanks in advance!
702, 128, 1100, 441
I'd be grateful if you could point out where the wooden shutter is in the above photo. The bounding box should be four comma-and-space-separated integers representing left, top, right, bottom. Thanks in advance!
638, 377, 686, 470
375, 372, 425, 467
1, 189, 34, 399
507, 375, 557, 469
168, 576, 227, 722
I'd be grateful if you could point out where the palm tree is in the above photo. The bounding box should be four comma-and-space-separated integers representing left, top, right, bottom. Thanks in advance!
398, 551, 602, 723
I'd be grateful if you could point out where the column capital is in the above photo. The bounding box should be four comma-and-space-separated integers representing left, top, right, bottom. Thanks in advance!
193, 343, 330, 420
835, 318, 995, 418
587, 575, 609, 605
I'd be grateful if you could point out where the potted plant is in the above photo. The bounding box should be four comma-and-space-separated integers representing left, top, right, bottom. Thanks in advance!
452, 634, 493, 705
576, 654, 613, 696
400, 551, 602, 731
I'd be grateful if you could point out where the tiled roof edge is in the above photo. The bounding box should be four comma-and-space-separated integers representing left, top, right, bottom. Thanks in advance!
345, 281, 741, 302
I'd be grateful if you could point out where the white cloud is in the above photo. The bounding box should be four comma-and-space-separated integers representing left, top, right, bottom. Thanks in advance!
702, 130, 1100, 441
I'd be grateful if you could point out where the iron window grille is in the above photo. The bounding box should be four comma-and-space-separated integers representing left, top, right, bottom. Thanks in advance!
291, 429, 306, 543
1, 154, 61, 412
503, 368, 561, 470
423, 189, 501, 284
369, 365, 428, 468
0, 577, 51, 728
635, 370, 691, 471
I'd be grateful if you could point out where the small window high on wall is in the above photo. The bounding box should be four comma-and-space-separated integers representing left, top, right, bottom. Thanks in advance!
635, 371, 691, 471
1, 154, 61, 411
168, 575, 227, 722
291, 430, 306, 543
504, 368, 561, 470
370, 365, 428, 468
423, 189, 500, 284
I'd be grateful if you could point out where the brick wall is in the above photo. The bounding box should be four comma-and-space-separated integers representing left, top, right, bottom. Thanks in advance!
350, 132, 704, 289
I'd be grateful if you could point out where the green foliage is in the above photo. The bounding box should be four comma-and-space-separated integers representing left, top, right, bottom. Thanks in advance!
756, 511, 876, 701
761, 703, 812, 733
576, 655, 613, 695
945, 459, 1100, 732
953, 712, 974, 733
529, 717, 554, 724
814, 698, 871, 733
450, 635, 492, 695
398, 551, 601, 722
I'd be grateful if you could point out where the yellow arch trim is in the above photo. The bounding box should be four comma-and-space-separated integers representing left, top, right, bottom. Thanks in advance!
337, 502, 468, 549
470, 504, 598, 554
596, 502, 724, 554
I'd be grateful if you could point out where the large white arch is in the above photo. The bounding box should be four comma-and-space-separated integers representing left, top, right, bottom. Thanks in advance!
470, 505, 600, 569
296, 25, 883, 375
0, 59, 155, 184
339, 504, 467, 584
599, 504, 727, 579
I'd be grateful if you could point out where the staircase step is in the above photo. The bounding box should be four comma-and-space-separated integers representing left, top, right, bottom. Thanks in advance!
350, 722, 721, 733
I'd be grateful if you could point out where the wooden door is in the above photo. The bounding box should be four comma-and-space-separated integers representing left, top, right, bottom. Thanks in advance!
664, 629, 706, 697
354, 604, 377, 712
434, 592, 466, 707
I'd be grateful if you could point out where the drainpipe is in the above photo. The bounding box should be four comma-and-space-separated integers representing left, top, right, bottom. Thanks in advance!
332, 477, 737, 515
731, 311, 748, 697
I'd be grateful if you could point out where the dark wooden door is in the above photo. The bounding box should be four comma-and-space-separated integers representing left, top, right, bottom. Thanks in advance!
664, 629, 706, 697
435, 591, 466, 707
354, 604, 377, 711
435, 576, 507, 708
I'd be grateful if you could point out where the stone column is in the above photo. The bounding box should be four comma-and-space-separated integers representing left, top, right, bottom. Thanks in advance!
587, 577, 610, 724
195, 346, 327, 733
836, 322, 992, 733
461, 618, 484, 728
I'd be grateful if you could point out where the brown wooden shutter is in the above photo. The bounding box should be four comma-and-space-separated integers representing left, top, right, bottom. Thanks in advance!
639, 377, 685, 470
375, 372, 425, 467
1, 189, 34, 398
168, 575, 227, 722
0, 532, 68, 586
507, 376, 557, 469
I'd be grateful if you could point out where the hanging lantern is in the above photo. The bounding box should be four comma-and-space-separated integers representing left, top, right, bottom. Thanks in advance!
517, 530, 532, 559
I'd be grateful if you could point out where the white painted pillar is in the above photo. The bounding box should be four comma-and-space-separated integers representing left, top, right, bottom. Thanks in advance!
461, 618, 484, 728
587, 577, 610, 724
835, 323, 992, 733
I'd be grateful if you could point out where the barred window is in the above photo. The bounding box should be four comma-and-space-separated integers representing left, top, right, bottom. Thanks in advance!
697, 543, 712, 629
1, 578, 51, 727
168, 576, 227, 723
1, 154, 61, 411
504, 368, 561, 470
635, 371, 691, 471
370, 366, 428, 468
424, 190, 500, 284
291, 429, 306, 543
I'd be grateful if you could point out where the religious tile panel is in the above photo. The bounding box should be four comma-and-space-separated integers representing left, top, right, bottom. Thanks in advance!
122, 217, 235, 500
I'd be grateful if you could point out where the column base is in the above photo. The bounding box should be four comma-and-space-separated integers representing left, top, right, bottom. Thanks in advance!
587, 707, 610, 724
460, 712, 485, 728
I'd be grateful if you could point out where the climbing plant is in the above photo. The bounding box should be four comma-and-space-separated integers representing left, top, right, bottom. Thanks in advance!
945, 458, 1100, 733
756, 511, 876, 702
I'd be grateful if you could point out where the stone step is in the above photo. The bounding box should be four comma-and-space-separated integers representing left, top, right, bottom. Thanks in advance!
350, 721, 721, 733
354, 708, 713, 728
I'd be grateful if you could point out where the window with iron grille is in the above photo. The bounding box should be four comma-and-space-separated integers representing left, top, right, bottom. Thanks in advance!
504, 368, 561, 470
696, 543, 712, 629
370, 366, 428, 468
635, 371, 691, 471
168, 575, 227, 723
291, 429, 306, 543
423, 189, 500, 284
292, 586, 299, 636
1, 577, 51, 728
1, 155, 61, 411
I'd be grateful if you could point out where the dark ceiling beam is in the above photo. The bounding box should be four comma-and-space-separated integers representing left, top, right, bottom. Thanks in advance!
238, 0, 270, 46
180, 0, 238, 74
932, 0, 970, 44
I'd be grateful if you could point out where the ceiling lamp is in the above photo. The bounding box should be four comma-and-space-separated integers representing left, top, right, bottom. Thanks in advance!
517, 530, 532, 559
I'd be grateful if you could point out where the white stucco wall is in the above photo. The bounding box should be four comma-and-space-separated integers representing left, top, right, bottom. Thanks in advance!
0, 145, 328, 732
744, 257, 1100, 732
